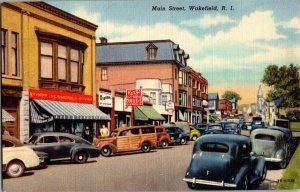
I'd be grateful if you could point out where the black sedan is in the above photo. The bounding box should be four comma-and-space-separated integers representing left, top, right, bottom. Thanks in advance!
26, 132, 101, 164
183, 134, 267, 190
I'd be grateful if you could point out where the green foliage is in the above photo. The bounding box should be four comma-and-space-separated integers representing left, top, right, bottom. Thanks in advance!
276, 146, 300, 189
287, 110, 300, 121
222, 91, 241, 101
262, 64, 300, 107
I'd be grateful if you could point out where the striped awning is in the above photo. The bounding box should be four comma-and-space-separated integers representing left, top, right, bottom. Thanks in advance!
30, 100, 110, 123
135, 105, 165, 121
2, 109, 15, 122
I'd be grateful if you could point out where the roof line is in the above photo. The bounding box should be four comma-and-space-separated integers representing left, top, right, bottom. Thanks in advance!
96, 39, 174, 46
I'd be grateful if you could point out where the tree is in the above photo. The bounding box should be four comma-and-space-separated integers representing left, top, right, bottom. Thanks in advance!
262, 64, 300, 107
222, 91, 242, 102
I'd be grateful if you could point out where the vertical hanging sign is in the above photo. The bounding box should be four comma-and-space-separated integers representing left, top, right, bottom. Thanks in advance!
125, 89, 143, 106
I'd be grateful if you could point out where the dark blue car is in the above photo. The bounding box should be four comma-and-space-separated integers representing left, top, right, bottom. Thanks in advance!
183, 134, 267, 190
164, 125, 190, 145
219, 122, 241, 135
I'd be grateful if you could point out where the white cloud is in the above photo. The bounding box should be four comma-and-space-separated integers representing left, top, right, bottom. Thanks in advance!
72, 7, 101, 27
283, 17, 300, 33
180, 14, 235, 28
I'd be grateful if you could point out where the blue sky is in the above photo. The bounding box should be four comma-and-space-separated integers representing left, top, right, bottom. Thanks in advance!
49, 0, 300, 104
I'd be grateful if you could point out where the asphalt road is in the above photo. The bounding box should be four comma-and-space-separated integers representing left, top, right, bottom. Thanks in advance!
4, 135, 296, 192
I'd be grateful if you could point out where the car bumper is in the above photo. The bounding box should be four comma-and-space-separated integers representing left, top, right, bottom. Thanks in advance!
264, 157, 282, 162
183, 177, 237, 188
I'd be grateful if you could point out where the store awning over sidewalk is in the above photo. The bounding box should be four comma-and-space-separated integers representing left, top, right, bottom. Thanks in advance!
134, 105, 165, 121
152, 105, 172, 116
30, 100, 110, 123
2, 109, 15, 122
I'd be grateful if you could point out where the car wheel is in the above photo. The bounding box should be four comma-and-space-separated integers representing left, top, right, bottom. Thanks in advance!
279, 156, 287, 169
6, 160, 25, 178
192, 135, 197, 141
141, 142, 151, 153
238, 175, 249, 190
74, 151, 88, 164
180, 138, 187, 145
187, 182, 199, 189
101, 146, 112, 157
161, 140, 169, 149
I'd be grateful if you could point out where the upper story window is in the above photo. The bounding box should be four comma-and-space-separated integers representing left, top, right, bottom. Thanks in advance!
162, 94, 168, 106
101, 68, 108, 81
37, 30, 87, 93
178, 70, 183, 85
179, 92, 187, 107
150, 92, 156, 105
1, 29, 8, 75
11, 32, 20, 77
146, 43, 158, 60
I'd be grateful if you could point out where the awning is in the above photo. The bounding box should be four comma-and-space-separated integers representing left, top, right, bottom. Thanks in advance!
30, 100, 110, 123
153, 105, 172, 116
134, 107, 149, 121
135, 105, 165, 121
2, 109, 15, 122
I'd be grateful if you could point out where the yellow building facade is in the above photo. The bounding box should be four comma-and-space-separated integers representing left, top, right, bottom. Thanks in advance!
1, 2, 106, 140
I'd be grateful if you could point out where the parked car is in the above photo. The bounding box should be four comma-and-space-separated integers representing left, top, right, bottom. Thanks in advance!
155, 126, 173, 148
194, 123, 207, 134
251, 126, 296, 169
94, 125, 157, 157
2, 135, 41, 178
241, 122, 252, 130
164, 125, 190, 145
190, 125, 201, 141
251, 117, 265, 132
26, 132, 101, 163
202, 123, 225, 135
183, 134, 267, 190
219, 122, 241, 135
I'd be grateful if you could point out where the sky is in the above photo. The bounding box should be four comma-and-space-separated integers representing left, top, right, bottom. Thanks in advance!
49, 0, 300, 104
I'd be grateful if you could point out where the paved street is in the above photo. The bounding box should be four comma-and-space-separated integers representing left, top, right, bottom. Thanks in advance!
4, 136, 296, 192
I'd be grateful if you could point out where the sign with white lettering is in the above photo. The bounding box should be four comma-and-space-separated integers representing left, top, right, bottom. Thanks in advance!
125, 89, 143, 106
99, 91, 112, 108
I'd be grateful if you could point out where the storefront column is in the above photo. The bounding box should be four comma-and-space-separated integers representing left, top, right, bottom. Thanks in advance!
20, 89, 30, 142
110, 97, 115, 130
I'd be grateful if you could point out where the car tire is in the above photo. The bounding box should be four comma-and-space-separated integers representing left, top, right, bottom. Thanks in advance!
74, 151, 88, 164
238, 175, 249, 190
6, 160, 25, 178
101, 146, 112, 157
161, 140, 169, 149
180, 138, 187, 145
279, 157, 287, 169
187, 182, 199, 189
141, 142, 151, 153
192, 135, 197, 141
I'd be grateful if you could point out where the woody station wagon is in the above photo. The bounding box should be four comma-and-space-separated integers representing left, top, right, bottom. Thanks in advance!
94, 126, 157, 157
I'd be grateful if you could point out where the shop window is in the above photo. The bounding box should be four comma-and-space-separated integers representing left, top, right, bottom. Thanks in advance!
101, 68, 108, 80
1, 29, 8, 75
11, 32, 20, 77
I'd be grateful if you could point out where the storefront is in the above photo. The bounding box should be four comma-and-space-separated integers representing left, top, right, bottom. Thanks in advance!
29, 89, 110, 138
115, 93, 131, 128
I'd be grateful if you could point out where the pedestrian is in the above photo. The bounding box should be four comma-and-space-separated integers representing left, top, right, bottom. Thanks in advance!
82, 126, 93, 143
100, 125, 110, 137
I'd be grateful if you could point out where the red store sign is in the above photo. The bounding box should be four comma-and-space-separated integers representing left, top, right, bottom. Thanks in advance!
29, 89, 93, 104
125, 89, 143, 106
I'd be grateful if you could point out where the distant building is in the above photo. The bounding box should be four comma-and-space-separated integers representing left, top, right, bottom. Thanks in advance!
219, 99, 232, 118
257, 84, 264, 112
208, 93, 219, 114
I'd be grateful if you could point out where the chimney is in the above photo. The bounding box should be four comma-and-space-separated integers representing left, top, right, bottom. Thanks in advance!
99, 37, 108, 44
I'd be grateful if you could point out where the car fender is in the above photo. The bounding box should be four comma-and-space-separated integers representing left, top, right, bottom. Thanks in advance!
70, 146, 91, 159
234, 163, 250, 186
254, 157, 266, 177
275, 149, 285, 160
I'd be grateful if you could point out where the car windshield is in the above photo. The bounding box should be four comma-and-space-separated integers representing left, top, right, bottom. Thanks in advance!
200, 142, 229, 153
255, 134, 276, 141
28, 135, 39, 144
208, 125, 222, 130
224, 123, 238, 129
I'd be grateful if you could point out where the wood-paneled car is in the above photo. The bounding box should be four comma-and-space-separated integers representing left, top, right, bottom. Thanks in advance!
26, 132, 101, 164
251, 126, 296, 169
94, 126, 157, 157
183, 134, 267, 190
2, 135, 40, 178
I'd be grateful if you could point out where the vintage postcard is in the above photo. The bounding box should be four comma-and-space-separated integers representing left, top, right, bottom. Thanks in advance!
1, 0, 299, 191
